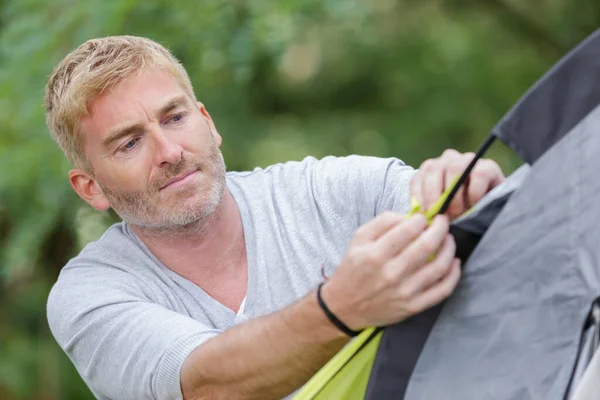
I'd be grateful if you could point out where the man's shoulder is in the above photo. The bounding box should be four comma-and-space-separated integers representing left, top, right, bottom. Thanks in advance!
223, 154, 413, 226
226, 155, 320, 180
56, 221, 156, 288
68, 221, 141, 266
46, 222, 150, 333
227, 154, 401, 174
226, 154, 406, 186
225, 154, 412, 208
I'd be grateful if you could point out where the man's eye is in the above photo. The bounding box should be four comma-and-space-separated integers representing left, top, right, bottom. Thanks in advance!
169, 113, 186, 124
120, 138, 139, 152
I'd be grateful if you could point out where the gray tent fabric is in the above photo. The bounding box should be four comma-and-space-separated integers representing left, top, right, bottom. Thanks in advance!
451, 165, 530, 239
491, 28, 600, 164
449, 165, 529, 263
404, 103, 600, 399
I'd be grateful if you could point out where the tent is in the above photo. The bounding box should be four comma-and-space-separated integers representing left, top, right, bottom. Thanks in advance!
294, 27, 600, 400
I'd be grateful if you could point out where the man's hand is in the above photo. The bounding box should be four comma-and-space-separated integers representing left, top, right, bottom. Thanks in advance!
322, 212, 461, 330
411, 149, 504, 220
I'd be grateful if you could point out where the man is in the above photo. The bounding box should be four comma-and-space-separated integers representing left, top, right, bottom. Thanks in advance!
45, 36, 504, 400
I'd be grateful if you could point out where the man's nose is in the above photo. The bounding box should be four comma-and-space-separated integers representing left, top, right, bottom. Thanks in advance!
152, 128, 183, 166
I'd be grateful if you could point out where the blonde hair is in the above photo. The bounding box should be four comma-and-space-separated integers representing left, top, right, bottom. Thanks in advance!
44, 35, 195, 170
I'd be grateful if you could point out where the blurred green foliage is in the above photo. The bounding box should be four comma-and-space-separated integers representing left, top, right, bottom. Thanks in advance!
0, 0, 598, 398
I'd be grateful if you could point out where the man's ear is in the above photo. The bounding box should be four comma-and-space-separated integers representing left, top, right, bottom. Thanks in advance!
68, 169, 110, 211
197, 102, 222, 147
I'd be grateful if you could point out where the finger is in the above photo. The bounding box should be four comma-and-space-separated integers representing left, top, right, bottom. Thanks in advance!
352, 211, 404, 244
484, 159, 505, 188
465, 174, 489, 209
400, 235, 457, 295
444, 162, 466, 219
441, 149, 461, 158
465, 159, 504, 207
387, 214, 450, 277
410, 258, 461, 312
410, 171, 423, 207
373, 214, 428, 260
444, 152, 475, 218
421, 161, 444, 211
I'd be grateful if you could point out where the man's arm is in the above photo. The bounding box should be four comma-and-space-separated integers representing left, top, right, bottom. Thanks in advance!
182, 213, 460, 400
181, 288, 348, 400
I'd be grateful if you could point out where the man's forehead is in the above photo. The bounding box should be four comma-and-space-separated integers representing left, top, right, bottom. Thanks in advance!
91, 71, 187, 117
81, 70, 191, 138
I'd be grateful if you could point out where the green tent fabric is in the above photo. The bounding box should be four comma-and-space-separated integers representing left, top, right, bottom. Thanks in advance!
294, 328, 382, 400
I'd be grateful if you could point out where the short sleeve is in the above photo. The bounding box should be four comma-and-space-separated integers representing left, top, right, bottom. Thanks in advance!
310, 155, 416, 226
47, 264, 219, 400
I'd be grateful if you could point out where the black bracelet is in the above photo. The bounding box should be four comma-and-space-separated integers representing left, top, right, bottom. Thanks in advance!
317, 283, 362, 337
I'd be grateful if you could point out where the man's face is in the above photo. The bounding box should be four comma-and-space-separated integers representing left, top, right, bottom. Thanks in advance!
78, 69, 226, 231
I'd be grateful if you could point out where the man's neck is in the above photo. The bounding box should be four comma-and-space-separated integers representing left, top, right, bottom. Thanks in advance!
132, 190, 248, 311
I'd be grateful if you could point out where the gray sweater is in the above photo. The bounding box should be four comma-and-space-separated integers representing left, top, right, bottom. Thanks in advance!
47, 155, 414, 399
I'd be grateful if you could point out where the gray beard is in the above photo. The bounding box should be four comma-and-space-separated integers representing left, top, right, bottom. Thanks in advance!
99, 148, 227, 236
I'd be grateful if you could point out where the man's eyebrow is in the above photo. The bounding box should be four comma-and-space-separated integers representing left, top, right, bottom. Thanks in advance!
102, 124, 144, 148
158, 95, 190, 117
